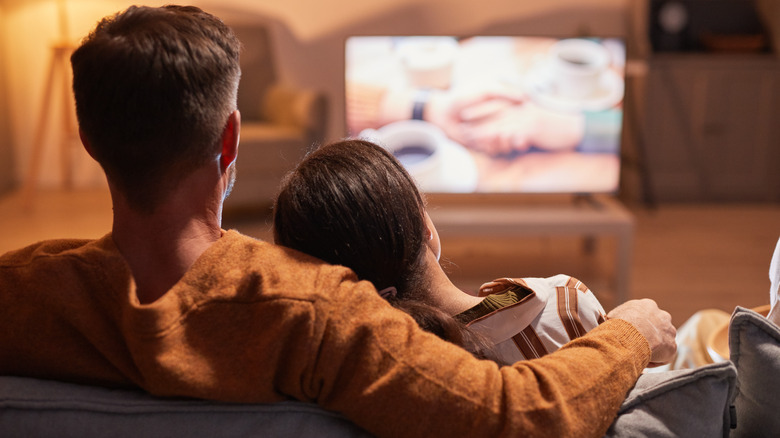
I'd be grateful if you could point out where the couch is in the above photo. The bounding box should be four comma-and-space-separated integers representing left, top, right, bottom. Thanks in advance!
1, 359, 740, 438
223, 24, 328, 213
0, 376, 371, 438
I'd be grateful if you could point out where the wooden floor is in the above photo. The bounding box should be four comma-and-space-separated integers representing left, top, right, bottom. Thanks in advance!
1, 188, 778, 326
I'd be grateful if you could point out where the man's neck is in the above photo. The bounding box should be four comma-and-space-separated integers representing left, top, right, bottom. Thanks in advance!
113, 214, 222, 305
110, 172, 225, 304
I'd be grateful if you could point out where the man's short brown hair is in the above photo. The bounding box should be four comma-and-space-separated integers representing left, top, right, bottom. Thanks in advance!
71, 5, 241, 212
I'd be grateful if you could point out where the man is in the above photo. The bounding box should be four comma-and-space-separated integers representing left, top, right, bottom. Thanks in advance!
0, 5, 676, 437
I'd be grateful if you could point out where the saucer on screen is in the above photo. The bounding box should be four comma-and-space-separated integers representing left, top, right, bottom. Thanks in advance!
525, 62, 624, 112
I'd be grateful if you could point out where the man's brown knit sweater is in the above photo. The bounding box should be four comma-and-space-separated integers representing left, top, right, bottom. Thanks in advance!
0, 230, 650, 437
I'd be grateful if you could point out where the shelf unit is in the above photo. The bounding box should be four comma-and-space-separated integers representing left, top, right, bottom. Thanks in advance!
643, 53, 780, 202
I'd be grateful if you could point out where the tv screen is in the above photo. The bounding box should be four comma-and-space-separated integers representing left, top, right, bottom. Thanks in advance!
345, 35, 626, 194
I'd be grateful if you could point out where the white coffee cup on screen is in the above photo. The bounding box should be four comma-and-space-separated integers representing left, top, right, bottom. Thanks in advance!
397, 37, 459, 90
359, 120, 446, 191
549, 38, 610, 100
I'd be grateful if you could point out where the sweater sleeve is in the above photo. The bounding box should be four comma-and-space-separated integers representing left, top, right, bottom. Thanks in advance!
306, 278, 650, 438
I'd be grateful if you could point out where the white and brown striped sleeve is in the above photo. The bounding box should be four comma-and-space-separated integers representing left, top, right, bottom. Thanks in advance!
530, 275, 608, 356
458, 275, 608, 365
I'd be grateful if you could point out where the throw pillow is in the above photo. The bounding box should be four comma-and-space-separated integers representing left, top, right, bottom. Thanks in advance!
729, 306, 780, 438
604, 361, 737, 437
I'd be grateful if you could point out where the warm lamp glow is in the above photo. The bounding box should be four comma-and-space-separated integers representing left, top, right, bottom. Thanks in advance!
56, 0, 70, 42
2, 0, 138, 192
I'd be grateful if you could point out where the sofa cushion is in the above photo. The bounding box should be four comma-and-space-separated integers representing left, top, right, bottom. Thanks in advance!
0, 376, 373, 438
729, 306, 780, 438
604, 361, 737, 437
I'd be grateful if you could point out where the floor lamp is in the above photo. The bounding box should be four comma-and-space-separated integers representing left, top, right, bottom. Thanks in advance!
21, 0, 77, 209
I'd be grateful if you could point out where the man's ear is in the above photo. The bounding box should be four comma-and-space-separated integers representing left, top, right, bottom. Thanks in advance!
79, 128, 97, 160
220, 110, 241, 172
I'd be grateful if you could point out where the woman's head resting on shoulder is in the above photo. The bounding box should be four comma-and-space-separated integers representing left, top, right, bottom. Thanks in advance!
273, 139, 430, 301
273, 139, 486, 350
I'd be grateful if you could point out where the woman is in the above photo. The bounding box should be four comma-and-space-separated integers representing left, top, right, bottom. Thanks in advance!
273, 139, 605, 364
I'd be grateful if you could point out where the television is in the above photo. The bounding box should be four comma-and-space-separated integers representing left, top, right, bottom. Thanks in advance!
345, 35, 626, 195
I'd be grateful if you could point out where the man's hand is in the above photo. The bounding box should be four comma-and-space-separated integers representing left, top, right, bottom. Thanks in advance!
607, 299, 676, 366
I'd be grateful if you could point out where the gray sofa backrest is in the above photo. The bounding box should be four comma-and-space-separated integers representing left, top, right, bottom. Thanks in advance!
1, 360, 741, 437
0, 376, 372, 438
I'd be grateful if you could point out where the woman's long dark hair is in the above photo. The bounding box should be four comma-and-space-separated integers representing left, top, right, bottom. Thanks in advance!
273, 139, 480, 350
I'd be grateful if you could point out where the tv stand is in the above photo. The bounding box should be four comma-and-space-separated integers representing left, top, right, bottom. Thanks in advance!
427, 193, 634, 304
